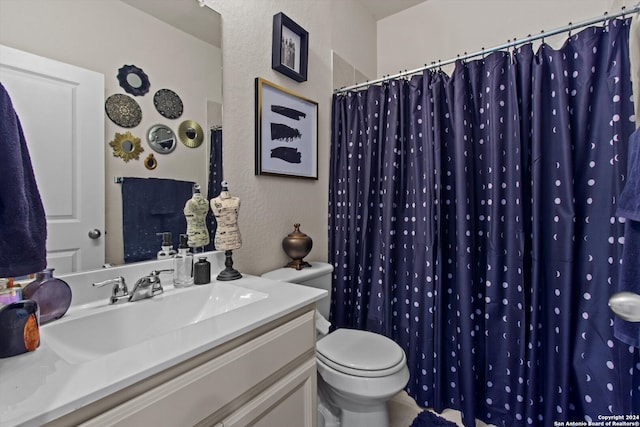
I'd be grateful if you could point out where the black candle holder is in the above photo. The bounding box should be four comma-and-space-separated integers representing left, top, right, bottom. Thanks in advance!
216, 250, 242, 281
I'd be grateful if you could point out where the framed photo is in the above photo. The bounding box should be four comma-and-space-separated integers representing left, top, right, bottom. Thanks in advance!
255, 77, 318, 179
272, 12, 308, 82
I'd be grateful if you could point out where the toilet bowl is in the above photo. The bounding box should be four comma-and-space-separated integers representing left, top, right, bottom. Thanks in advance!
262, 262, 409, 427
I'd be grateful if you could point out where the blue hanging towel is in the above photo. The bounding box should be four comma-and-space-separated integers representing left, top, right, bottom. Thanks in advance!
616, 128, 640, 347
0, 83, 47, 277
121, 177, 194, 263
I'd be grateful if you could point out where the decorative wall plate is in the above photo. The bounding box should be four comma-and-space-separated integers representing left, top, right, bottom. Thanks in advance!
117, 64, 150, 96
153, 89, 183, 119
105, 94, 142, 128
178, 120, 204, 148
109, 131, 143, 162
147, 124, 177, 154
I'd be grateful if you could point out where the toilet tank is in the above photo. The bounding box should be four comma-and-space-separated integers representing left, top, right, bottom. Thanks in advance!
261, 262, 333, 319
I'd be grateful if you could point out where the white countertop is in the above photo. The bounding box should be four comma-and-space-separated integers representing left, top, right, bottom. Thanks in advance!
0, 253, 326, 426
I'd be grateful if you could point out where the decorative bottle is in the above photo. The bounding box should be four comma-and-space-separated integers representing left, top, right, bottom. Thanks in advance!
22, 268, 72, 325
194, 257, 211, 285
174, 234, 194, 287
282, 223, 313, 270
0, 300, 40, 358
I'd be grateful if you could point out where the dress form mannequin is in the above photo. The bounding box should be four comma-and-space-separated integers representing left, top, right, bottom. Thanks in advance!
211, 184, 242, 250
211, 181, 242, 280
184, 184, 210, 249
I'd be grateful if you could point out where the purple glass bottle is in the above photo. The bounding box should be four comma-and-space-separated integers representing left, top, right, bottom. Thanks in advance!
23, 268, 71, 325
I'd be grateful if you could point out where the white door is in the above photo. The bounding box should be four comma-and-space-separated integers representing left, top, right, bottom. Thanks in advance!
0, 44, 104, 274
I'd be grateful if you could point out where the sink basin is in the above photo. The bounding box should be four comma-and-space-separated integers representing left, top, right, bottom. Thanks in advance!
41, 283, 268, 363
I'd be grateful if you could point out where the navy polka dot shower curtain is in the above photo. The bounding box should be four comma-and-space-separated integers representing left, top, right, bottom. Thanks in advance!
329, 19, 638, 426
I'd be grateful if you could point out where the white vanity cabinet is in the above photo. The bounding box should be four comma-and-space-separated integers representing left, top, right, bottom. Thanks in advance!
44, 307, 317, 427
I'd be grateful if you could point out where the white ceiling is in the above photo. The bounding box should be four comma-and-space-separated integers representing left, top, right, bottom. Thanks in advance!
355, 0, 427, 20
118, 0, 426, 48
120, 0, 221, 47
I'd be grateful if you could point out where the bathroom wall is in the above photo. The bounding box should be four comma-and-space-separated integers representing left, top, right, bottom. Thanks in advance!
377, 0, 623, 76
330, 0, 377, 89
3, 0, 627, 276
206, 0, 377, 275
0, 0, 222, 265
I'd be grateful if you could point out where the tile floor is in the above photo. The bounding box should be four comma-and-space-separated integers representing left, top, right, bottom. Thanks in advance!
388, 391, 495, 427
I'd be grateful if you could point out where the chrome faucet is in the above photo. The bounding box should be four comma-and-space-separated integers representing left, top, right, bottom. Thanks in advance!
129, 269, 172, 302
92, 269, 173, 304
92, 276, 129, 304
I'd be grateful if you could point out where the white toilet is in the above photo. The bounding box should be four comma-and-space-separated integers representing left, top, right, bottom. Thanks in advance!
262, 262, 410, 427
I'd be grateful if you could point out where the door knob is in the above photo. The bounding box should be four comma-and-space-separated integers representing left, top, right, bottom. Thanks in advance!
88, 229, 102, 239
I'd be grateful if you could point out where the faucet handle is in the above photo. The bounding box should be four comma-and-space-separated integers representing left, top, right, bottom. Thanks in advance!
148, 269, 173, 296
92, 276, 129, 304
150, 269, 174, 276
92, 276, 125, 288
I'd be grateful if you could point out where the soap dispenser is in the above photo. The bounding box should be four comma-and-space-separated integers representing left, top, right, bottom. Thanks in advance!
174, 234, 194, 287
156, 232, 176, 259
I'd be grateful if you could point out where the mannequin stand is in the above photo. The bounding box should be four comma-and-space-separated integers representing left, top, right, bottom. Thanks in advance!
217, 250, 242, 281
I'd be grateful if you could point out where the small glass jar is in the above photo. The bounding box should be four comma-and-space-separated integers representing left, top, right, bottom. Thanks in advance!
194, 257, 211, 285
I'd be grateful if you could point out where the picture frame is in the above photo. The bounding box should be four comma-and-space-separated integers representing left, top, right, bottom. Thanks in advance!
255, 77, 318, 179
272, 12, 308, 82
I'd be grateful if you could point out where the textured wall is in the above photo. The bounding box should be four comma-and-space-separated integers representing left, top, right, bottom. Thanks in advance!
377, 0, 620, 76
207, 0, 377, 275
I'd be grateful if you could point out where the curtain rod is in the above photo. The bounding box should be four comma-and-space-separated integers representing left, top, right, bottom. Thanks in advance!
335, 5, 640, 94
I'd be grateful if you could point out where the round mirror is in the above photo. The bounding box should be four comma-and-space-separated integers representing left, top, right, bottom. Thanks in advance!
117, 64, 150, 96
147, 124, 177, 154
121, 140, 134, 152
178, 120, 204, 148
109, 131, 144, 162
144, 153, 157, 170
126, 73, 143, 89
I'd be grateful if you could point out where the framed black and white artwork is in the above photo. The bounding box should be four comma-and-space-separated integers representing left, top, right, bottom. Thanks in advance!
255, 77, 317, 179
271, 12, 308, 82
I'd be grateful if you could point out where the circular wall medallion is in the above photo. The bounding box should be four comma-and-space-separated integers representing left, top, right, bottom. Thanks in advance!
153, 89, 183, 119
178, 120, 204, 148
117, 64, 150, 96
144, 153, 157, 170
105, 94, 142, 128
109, 131, 144, 162
146, 124, 177, 154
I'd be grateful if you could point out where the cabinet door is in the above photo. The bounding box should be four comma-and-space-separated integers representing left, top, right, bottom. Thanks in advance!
217, 358, 317, 427
79, 310, 315, 427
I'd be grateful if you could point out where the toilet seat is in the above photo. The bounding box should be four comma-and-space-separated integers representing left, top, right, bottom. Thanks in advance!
316, 328, 406, 378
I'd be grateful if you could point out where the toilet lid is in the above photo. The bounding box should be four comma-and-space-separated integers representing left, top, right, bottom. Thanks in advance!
316, 329, 405, 377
